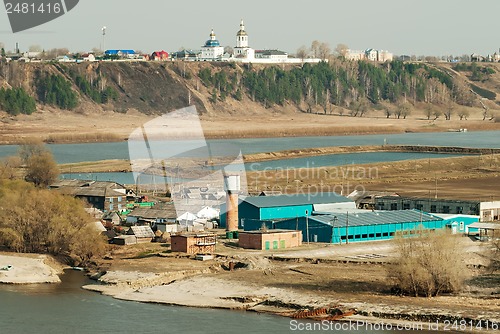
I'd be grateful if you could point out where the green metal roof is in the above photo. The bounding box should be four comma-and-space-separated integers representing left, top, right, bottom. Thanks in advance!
309, 210, 441, 228
242, 192, 352, 209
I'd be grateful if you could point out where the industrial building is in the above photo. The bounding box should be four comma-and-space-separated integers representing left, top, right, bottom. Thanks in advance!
432, 214, 480, 234
480, 201, 500, 221
171, 233, 217, 254
239, 230, 302, 250
373, 196, 480, 215
248, 210, 462, 243
220, 192, 356, 229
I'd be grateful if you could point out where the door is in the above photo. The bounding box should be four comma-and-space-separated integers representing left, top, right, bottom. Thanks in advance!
265, 241, 270, 250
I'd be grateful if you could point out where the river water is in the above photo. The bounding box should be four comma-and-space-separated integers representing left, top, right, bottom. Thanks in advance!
0, 130, 498, 164
0, 270, 430, 334
62, 151, 466, 185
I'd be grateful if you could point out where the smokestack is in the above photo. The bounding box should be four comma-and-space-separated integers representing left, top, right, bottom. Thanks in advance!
224, 174, 240, 232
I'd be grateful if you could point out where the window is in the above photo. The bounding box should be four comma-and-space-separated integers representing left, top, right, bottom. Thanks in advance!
442, 206, 450, 214
362, 234, 368, 239
109, 204, 114, 211
430, 205, 437, 212
456, 206, 463, 214
109, 197, 114, 203
376, 233, 381, 237
118, 196, 122, 202
118, 204, 122, 211
415, 204, 423, 211
403, 202, 411, 210
382, 232, 389, 237
369, 234, 375, 238
390, 203, 398, 210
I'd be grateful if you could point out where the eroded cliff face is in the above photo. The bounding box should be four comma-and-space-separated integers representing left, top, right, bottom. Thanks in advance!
0, 61, 210, 115
1, 60, 500, 119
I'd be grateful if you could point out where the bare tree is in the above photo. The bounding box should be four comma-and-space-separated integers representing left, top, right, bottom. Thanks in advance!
350, 98, 369, 117
384, 107, 393, 119
335, 43, 349, 59
310, 40, 321, 58
28, 45, 42, 52
296, 45, 309, 61
490, 240, 500, 272
18, 139, 46, 164
318, 42, 331, 60
395, 100, 411, 119
444, 104, 454, 121
458, 108, 470, 120
433, 109, 442, 120
424, 104, 434, 120
388, 230, 466, 297
0, 156, 21, 180
25, 151, 59, 187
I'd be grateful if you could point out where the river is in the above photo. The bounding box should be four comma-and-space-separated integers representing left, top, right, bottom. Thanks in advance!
0, 270, 430, 334
62, 151, 466, 185
0, 130, 498, 164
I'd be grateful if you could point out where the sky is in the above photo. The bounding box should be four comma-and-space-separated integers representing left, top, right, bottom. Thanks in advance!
0, 0, 499, 57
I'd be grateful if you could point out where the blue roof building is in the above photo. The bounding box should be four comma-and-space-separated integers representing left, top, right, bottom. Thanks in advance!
264, 210, 444, 243
201, 29, 224, 60
104, 50, 136, 57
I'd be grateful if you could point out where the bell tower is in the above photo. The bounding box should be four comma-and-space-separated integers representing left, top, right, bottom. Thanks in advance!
236, 19, 248, 48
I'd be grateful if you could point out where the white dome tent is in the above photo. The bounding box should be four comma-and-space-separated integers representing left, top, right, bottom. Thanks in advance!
196, 206, 219, 220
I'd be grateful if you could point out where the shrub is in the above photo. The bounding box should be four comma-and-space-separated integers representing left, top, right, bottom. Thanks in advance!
387, 229, 466, 297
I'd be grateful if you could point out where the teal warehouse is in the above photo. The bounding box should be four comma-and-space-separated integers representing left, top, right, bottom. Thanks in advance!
220, 192, 356, 229
251, 210, 447, 243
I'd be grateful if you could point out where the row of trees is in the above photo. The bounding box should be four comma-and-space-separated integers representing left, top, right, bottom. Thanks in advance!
0, 179, 106, 265
0, 141, 107, 265
0, 87, 36, 115
0, 65, 120, 115
35, 72, 79, 110
199, 60, 476, 115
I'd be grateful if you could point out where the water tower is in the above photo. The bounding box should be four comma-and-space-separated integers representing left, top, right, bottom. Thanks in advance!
224, 174, 240, 235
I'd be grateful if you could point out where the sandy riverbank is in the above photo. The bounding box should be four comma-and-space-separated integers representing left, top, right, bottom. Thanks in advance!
0, 253, 64, 284
79, 239, 500, 329
2, 109, 500, 144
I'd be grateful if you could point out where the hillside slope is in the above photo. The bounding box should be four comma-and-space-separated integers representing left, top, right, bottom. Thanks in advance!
0, 60, 500, 143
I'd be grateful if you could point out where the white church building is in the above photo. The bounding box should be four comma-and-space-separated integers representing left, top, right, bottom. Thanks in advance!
196, 20, 323, 64
234, 20, 255, 59
201, 29, 224, 61
229, 20, 322, 64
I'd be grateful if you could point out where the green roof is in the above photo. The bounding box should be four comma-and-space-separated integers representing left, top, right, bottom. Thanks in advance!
242, 192, 352, 209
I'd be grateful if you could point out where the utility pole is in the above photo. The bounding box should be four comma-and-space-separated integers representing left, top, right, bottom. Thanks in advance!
435, 173, 438, 199
305, 210, 309, 244
346, 211, 349, 244
102, 26, 106, 54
